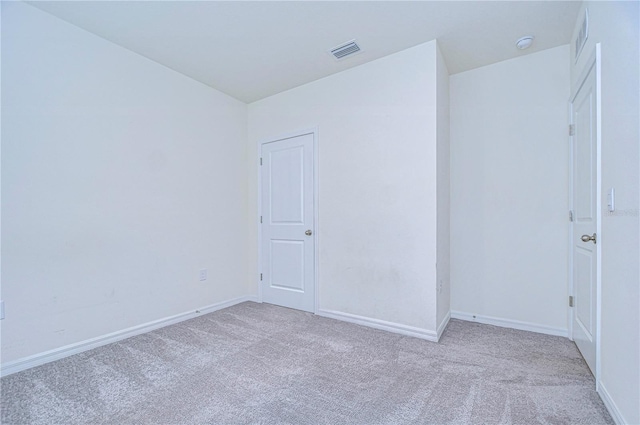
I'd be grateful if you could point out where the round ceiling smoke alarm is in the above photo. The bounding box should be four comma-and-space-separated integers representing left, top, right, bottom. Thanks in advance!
516, 36, 534, 50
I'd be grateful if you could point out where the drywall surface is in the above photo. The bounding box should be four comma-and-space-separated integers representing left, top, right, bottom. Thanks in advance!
1, 2, 248, 363
450, 46, 570, 331
570, 3, 640, 423
435, 44, 451, 329
248, 42, 440, 332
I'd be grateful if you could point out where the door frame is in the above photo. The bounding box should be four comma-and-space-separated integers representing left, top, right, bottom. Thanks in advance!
568, 43, 602, 386
257, 127, 319, 314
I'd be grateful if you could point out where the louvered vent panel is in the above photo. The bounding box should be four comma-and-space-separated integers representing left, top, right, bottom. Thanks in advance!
575, 9, 589, 62
330, 41, 361, 60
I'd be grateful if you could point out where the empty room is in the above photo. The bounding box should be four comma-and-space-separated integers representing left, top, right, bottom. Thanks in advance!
1, 1, 638, 424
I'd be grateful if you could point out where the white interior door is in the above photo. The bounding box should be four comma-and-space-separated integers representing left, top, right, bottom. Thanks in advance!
570, 59, 599, 376
260, 132, 315, 312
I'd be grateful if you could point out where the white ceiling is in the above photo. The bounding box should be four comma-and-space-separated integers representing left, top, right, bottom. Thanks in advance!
28, 1, 581, 103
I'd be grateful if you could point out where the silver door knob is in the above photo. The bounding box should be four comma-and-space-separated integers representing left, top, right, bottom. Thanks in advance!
305, 230, 312, 236
581, 233, 596, 244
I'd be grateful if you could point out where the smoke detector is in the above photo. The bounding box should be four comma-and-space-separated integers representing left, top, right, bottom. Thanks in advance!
516, 36, 534, 50
329, 40, 362, 60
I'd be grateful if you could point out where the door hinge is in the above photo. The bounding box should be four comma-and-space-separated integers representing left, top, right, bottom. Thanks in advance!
569, 124, 575, 136
260, 157, 263, 166
569, 210, 574, 222
260, 216, 263, 223
569, 296, 574, 307
260, 273, 263, 281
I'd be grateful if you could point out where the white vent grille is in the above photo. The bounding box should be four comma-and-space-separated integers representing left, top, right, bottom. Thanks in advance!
575, 8, 589, 62
330, 40, 361, 60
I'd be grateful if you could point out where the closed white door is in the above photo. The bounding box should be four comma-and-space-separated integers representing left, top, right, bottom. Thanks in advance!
570, 60, 598, 375
260, 132, 315, 312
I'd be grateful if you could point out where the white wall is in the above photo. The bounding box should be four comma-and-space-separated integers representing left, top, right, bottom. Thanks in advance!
450, 45, 570, 334
1, 2, 249, 364
248, 41, 444, 335
570, 3, 640, 423
436, 45, 451, 330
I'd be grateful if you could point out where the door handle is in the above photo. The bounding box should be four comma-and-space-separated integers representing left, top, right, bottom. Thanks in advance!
305, 230, 312, 236
581, 233, 596, 244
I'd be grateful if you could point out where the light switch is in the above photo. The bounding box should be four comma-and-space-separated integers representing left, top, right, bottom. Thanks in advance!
607, 188, 615, 212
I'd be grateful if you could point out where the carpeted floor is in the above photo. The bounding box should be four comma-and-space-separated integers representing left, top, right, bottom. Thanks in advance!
1, 302, 612, 424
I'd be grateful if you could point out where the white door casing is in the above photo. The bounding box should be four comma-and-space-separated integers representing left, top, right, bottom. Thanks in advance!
259, 130, 316, 313
569, 44, 601, 378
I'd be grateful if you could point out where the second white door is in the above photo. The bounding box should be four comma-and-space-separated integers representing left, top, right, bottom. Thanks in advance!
570, 56, 599, 376
260, 132, 315, 312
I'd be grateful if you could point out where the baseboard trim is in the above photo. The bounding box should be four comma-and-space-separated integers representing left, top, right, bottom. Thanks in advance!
317, 309, 438, 342
450, 311, 568, 338
436, 311, 451, 341
1, 295, 258, 377
597, 381, 626, 425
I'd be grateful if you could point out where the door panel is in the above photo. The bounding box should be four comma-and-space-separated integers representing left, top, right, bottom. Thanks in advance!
261, 133, 315, 312
270, 240, 305, 292
571, 62, 598, 375
270, 146, 304, 224
575, 91, 594, 220
575, 248, 594, 335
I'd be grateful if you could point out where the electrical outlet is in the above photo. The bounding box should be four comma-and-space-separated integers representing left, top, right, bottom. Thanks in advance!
199, 269, 207, 282
0, 300, 5, 320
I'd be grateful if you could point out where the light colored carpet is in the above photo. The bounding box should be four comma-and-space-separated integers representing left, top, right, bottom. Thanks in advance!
1, 302, 612, 424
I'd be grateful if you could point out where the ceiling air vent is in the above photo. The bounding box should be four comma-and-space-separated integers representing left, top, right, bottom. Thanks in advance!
575, 8, 589, 62
330, 40, 361, 60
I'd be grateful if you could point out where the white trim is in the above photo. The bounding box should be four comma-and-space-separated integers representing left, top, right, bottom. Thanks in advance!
317, 309, 438, 341
594, 43, 602, 390
451, 311, 569, 338
257, 127, 319, 314
436, 311, 451, 341
313, 128, 320, 315
565, 94, 575, 341
0, 296, 257, 377
598, 382, 626, 425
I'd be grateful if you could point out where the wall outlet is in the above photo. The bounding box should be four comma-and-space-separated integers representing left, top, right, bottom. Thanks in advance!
199, 269, 207, 281
0, 300, 5, 320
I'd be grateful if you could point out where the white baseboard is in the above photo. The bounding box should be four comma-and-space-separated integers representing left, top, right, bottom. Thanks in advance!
437, 311, 451, 341
597, 381, 627, 425
450, 311, 568, 338
317, 309, 438, 342
1, 295, 258, 377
